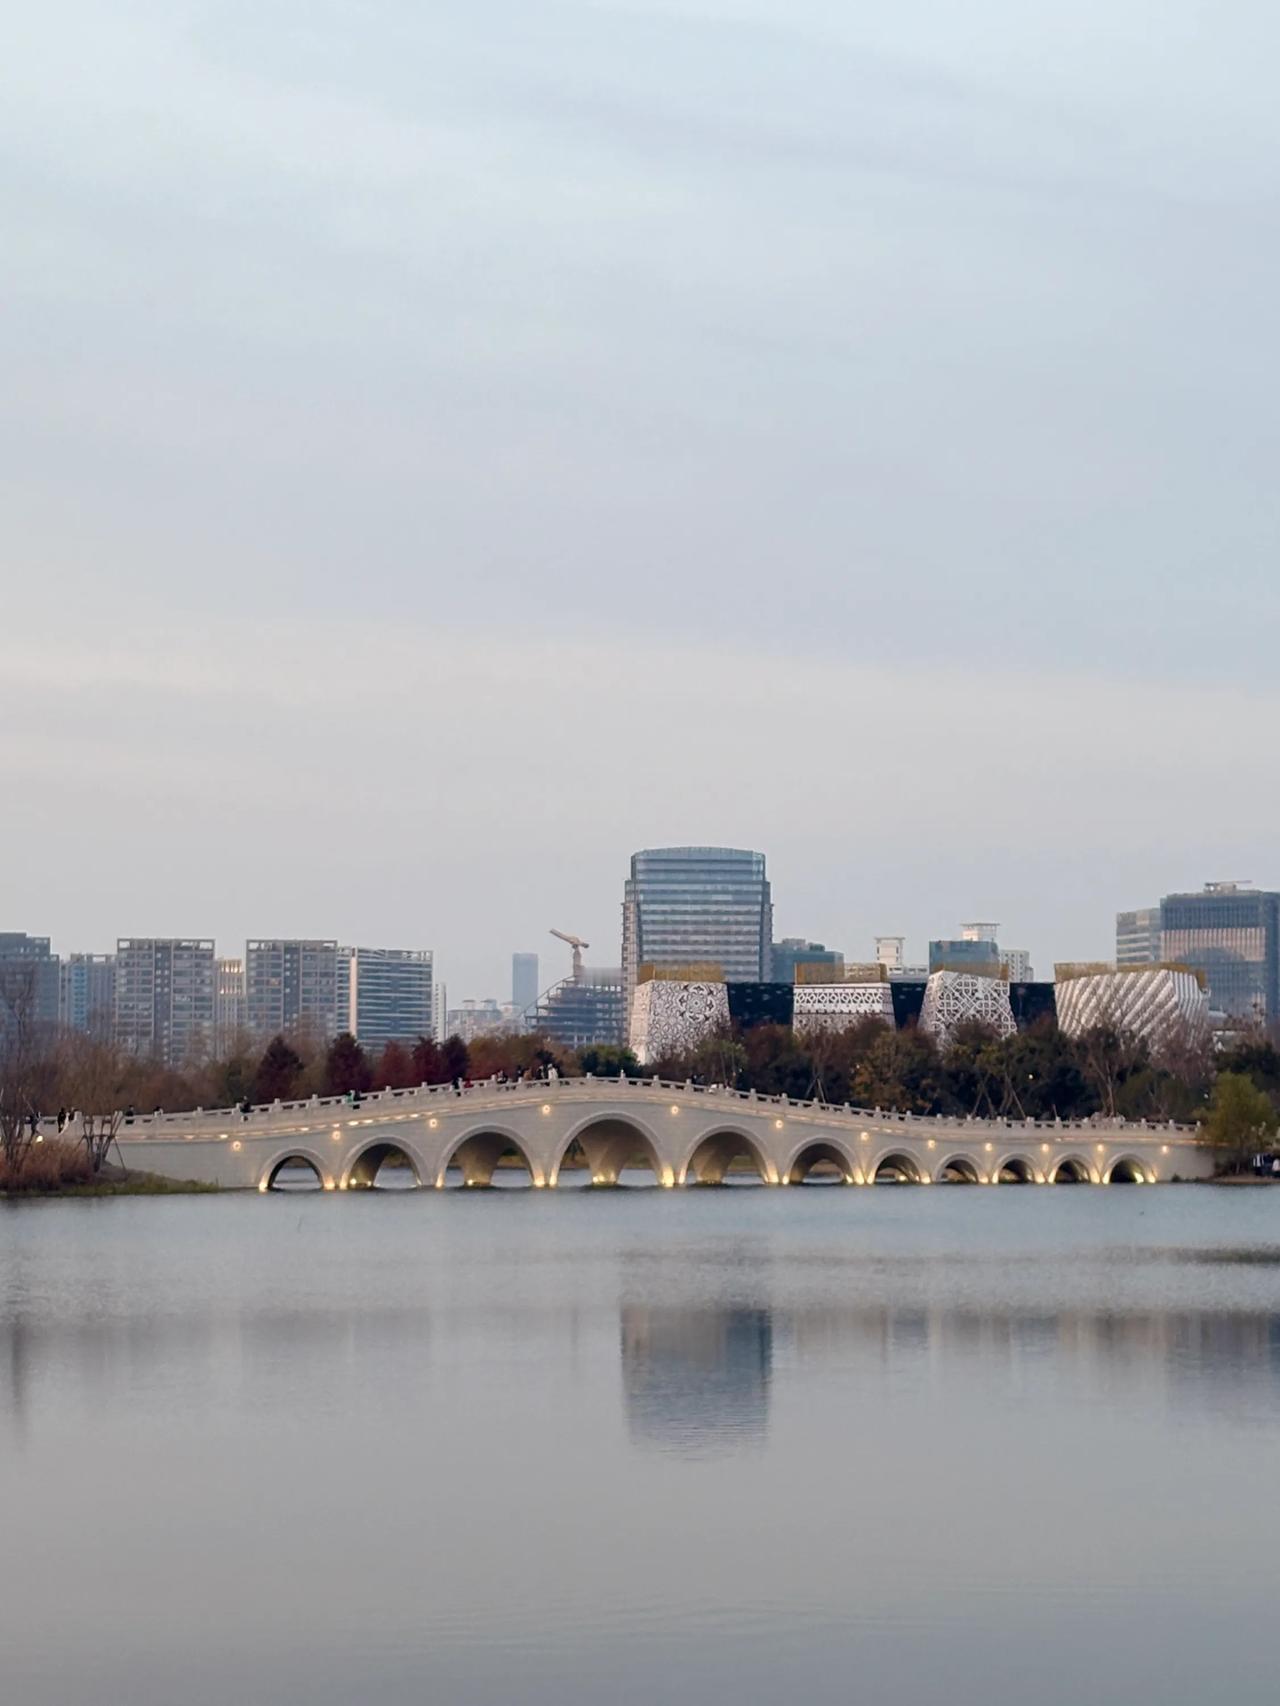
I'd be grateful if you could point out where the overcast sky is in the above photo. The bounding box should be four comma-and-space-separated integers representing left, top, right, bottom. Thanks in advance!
4, 1, 1279, 1000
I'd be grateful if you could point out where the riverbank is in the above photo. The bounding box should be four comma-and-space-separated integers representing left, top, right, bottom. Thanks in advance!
0, 1141, 219, 1198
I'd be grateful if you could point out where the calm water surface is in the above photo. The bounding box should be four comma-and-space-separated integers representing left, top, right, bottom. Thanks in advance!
3, 1185, 1279, 1705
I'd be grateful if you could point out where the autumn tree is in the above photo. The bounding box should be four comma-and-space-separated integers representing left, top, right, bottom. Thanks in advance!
60, 1032, 132, 1172
0, 964, 58, 1174
373, 1040, 416, 1090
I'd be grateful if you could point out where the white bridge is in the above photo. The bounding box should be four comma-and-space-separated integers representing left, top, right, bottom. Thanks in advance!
105, 1076, 1214, 1190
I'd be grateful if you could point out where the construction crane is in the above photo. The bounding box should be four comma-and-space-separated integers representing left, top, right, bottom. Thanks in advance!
550, 929, 589, 982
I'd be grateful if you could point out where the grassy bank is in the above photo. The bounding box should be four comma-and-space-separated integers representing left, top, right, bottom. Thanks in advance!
0, 1141, 219, 1198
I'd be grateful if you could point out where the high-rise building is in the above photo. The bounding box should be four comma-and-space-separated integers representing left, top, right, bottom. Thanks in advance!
535, 965, 626, 1048
875, 936, 905, 974
1159, 882, 1280, 1022
343, 947, 434, 1049
433, 980, 448, 1043
512, 952, 540, 1016
59, 952, 116, 1035
929, 937, 1003, 976
1116, 907, 1162, 968
0, 933, 61, 1027
114, 938, 216, 1066
244, 939, 339, 1040
446, 998, 507, 1043
929, 924, 1030, 981
621, 847, 772, 1015
215, 958, 246, 1052
771, 938, 844, 984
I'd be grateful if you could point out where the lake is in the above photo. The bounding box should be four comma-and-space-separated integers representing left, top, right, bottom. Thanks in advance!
2, 1184, 1278, 1705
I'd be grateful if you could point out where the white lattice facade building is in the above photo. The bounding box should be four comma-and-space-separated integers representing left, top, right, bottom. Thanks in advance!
1054, 968, 1209, 1047
792, 983, 894, 1035
629, 981, 730, 1064
918, 972, 1017, 1047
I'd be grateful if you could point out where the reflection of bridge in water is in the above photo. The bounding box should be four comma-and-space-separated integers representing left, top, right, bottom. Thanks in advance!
100, 1077, 1214, 1191
621, 1308, 773, 1451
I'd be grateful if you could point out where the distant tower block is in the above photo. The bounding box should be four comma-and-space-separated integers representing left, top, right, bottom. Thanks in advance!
875, 936, 905, 973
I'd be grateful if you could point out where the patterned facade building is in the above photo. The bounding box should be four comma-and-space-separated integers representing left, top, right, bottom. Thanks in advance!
1055, 967, 1210, 1047
918, 972, 1017, 1047
629, 981, 731, 1065
792, 983, 895, 1035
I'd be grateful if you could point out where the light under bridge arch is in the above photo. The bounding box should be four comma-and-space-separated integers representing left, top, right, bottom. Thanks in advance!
345, 1139, 426, 1189
871, 1149, 925, 1184
258, 1147, 333, 1192
935, 1153, 983, 1184
993, 1153, 1038, 1184
551, 1112, 667, 1187
438, 1126, 542, 1188
1104, 1154, 1152, 1184
783, 1137, 860, 1185
1047, 1153, 1097, 1185
679, 1127, 773, 1186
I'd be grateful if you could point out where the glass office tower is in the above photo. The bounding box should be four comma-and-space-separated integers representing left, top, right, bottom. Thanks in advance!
1159, 883, 1280, 1022
621, 847, 773, 1012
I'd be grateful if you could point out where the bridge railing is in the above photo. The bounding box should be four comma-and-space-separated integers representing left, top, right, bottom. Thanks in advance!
69, 1072, 1203, 1142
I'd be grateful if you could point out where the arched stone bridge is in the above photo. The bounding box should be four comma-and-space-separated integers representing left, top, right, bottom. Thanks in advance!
106, 1076, 1214, 1191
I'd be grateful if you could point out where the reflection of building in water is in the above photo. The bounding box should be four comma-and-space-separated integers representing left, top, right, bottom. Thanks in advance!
620, 1307, 772, 1452
784, 1302, 1280, 1411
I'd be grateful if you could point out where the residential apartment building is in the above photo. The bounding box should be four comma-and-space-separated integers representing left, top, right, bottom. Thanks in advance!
215, 957, 246, 1052
114, 938, 216, 1065
244, 939, 339, 1040
342, 947, 434, 1049
0, 932, 62, 1027
59, 952, 117, 1035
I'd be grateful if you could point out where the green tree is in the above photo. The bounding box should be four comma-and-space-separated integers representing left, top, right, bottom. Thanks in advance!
441, 1035, 470, 1083
1205, 1071, 1277, 1173
254, 1035, 304, 1103
578, 1045, 642, 1078
852, 1027, 949, 1115
323, 1033, 371, 1097
410, 1036, 447, 1084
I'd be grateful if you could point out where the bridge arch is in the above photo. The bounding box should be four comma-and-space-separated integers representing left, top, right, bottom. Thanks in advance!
553, 1112, 666, 1187
936, 1153, 983, 1184
784, 1137, 859, 1185
345, 1140, 425, 1190
994, 1154, 1037, 1185
1104, 1154, 1150, 1184
679, 1128, 773, 1186
438, 1126, 541, 1188
1048, 1153, 1096, 1185
871, 1149, 924, 1184
258, 1148, 332, 1192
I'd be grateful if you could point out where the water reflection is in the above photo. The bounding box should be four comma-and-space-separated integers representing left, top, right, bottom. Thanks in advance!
620, 1306, 773, 1452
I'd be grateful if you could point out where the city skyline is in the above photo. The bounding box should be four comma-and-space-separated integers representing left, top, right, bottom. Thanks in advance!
9, 862, 1271, 1010
8, 867, 1276, 1009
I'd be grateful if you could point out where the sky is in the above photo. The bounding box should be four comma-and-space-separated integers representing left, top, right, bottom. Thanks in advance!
4, 1, 1279, 1001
